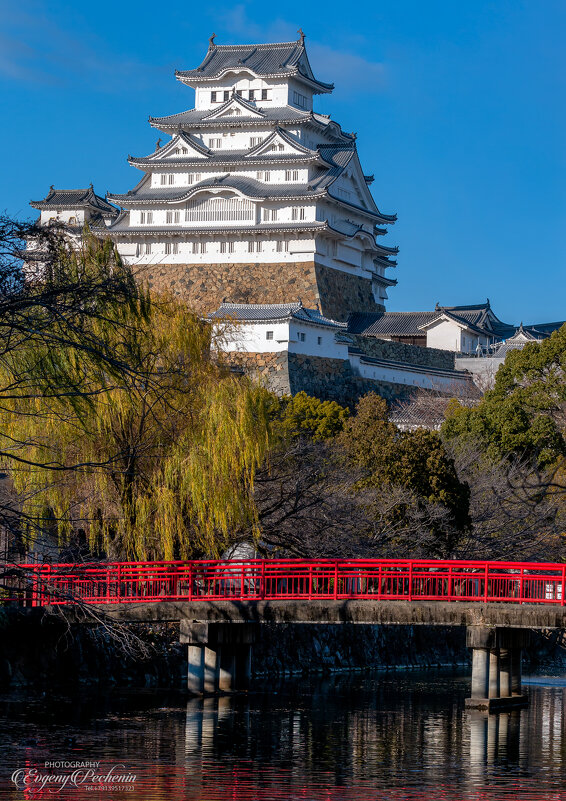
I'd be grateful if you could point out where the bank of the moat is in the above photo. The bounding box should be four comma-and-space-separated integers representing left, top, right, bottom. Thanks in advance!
0, 609, 564, 691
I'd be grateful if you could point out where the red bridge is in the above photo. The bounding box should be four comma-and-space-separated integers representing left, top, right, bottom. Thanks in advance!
5, 558, 566, 709
7, 558, 566, 607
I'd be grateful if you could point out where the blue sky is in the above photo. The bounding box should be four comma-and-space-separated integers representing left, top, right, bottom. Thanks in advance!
1, 0, 564, 324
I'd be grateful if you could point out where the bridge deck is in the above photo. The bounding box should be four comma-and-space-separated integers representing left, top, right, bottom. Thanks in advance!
66, 599, 566, 628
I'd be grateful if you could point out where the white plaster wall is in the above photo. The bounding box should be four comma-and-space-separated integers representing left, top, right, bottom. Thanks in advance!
219, 321, 290, 353
288, 321, 347, 358
40, 209, 85, 225
426, 321, 463, 352
195, 78, 288, 110
350, 353, 471, 391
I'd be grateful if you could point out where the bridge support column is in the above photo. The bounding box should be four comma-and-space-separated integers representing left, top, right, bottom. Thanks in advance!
466, 627, 529, 711
181, 622, 257, 695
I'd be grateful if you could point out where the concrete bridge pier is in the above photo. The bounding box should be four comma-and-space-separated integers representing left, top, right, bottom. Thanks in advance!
466, 626, 530, 711
181, 622, 257, 695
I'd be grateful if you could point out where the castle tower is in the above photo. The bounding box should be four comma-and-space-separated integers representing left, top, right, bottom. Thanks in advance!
102, 34, 398, 321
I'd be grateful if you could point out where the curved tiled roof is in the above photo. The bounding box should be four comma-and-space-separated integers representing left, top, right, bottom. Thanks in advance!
30, 186, 117, 214
209, 302, 345, 328
175, 38, 333, 93
107, 173, 329, 205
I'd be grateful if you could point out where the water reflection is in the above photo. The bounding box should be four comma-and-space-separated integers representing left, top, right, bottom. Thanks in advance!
1, 672, 565, 800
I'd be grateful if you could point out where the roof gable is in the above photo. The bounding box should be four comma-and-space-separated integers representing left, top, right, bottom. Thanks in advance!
202, 94, 265, 120
175, 36, 333, 93
246, 128, 315, 158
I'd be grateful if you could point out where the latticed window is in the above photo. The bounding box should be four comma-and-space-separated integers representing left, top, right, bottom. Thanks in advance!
160, 174, 166, 185
168, 174, 175, 185
276, 240, 289, 253
145, 242, 152, 255
291, 207, 305, 221
285, 170, 299, 181
184, 196, 255, 222
165, 242, 172, 254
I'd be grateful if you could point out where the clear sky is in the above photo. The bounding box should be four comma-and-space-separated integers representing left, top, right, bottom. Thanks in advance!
1, 0, 565, 324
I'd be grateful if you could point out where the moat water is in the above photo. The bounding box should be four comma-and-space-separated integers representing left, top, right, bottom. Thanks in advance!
1, 670, 566, 800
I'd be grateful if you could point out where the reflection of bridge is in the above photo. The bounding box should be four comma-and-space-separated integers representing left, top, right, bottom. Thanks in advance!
7, 559, 566, 710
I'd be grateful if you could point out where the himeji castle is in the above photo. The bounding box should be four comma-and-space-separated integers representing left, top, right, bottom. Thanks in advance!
31, 33, 562, 404
104, 32, 398, 321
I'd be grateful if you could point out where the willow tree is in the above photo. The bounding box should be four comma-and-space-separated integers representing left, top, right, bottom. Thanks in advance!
0, 242, 272, 560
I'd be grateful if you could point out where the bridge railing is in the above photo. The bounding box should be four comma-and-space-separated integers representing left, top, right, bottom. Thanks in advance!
2, 559, 566, 607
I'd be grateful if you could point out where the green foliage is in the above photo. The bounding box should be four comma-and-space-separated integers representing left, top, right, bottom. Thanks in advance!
340, 393, 471, 555
278, 391, 349, 441
0, 235, 273, 561
443, 324, 566, 467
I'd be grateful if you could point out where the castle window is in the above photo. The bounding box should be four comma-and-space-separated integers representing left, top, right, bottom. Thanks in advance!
250, 137, 262, 147
248, 241, 254, 253
229, 241, 235, 253
255, 241, 262, 253
192, 243, 198, 254
317, 336, 322, 345
223, 91, 229, 101
208, 138, 222, 148
276, 240, 289, 253
145, 242, 152, 255
298, 332, 306, 342
236, 90, 243, 97
220, 241, 226, 254
263, 208, 278, 222
211, 91, 217, 102
278, 144, 284, 151
166, 211, 173, 224
160, 174, 166, 185
168, 174, 175, 185
266, 331, 274, 340
293, 91, 307, 109
291, 207, 305, 221
200, 242, 207, 254
248, 89, 255, 101
147, 212, 153, 224
173, 242, 179, 254
174, 211, 180, 223
182, 147, 188, 154
184, 196, 254, 222
285, 170, 299, 181
261, 89, 269, 100
140, 212, 146, 224
165, 242, 172, 255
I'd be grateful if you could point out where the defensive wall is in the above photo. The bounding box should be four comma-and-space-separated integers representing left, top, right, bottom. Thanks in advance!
134, 261, 384, 321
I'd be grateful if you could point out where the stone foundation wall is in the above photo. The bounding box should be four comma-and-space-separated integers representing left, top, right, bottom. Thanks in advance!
221, 351, 415, 407
314, 264, 385, 321
351, 335, 455, 370
135, 262, 320, 314
133, 261, 385, 319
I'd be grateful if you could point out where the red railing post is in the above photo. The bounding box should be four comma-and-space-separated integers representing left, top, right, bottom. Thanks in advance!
116, 563, 121, 603
188, 563, 193, 601
260, 560, 265, 600
484, 563, 489, 603
561, 565, 565, 607
308, 565, 313, 600
520, 567, 524, 604
448, 565, 453, 601
408, 562, 413, 601
378, 563, 383, 600
334, 562, 338, 600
